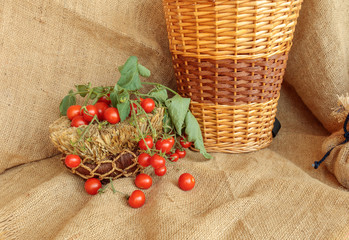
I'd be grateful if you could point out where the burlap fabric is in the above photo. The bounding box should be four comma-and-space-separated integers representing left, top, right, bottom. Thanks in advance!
322, 129, 349, 189
1, 0, 349, 239
285, 0, 349, 132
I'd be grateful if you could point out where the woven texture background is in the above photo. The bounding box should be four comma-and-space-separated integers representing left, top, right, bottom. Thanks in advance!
0, 0, 349, 239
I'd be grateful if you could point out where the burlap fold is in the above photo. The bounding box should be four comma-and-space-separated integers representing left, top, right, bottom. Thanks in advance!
322, 129, 349, 188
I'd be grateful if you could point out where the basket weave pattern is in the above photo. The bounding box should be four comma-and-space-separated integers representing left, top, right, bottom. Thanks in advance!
163, 0, 302, 60
163, 0, 302, 153
173, 53, 288, 105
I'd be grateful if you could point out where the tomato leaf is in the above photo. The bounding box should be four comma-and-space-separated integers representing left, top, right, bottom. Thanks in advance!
117, 56, 142, 91
117, 101, 130, 122
184, 111, 211, 159
110, 85, 119, 108
165, 95, 190, 135
90, 93, 97, 100
93, 86, 104, 93
149, 88, 168, 104
59, 90, 76, 116
162, 109, 172, 134
75, 85, 88, 97
137, 63, 151, 78
117, 88, 129, 104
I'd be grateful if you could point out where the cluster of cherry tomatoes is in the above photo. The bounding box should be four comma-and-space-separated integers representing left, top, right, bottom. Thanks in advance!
137, 135, 192, 176
66, 94, 156, 127
64, 94, 196, 208
65, 154, 195, 208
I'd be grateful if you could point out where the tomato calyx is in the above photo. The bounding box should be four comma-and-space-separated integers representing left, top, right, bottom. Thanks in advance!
180, 136, 193, 148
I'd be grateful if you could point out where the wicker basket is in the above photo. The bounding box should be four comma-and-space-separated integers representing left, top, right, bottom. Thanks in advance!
163, 0, 303, 153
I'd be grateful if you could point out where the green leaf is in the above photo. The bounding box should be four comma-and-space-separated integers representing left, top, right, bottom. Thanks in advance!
117, 101, 130, 122
117, 88, 129, 103
137, 63, 151, 78
90, 93, 97, 100
93, 86, 104, 93
162, 109, 172, 134
110, 85, 119, 107
149, 88, 168, 104
165, 95, 190, 136
184, 111, 212, 159
75, 85, 88, 97
117, 56, 142, 91
59, 90, 76, 116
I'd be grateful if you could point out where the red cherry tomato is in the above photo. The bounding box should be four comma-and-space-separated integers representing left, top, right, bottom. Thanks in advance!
175, 149, 186, 159
180, 137, 193, 148
97, 94, 111, 105
169, 153, 179, 162
141, 98, 155, 113
155, 139, 172, 154
71, 116, 88, 127
64, 154, 81, 168
94, 102, 109, 121
67, 105, 82, 120
84, 178, 102, 195
154, 166, 167, 176
135, 173, 152, 189
150, 154, 166, 169
178, 173, 195, 191
137, 153, 151, 167
138, 136, 154, 150
167, 136, 175, 146
82, 105, 98, 122
129, 103, 138, 116
103, 107, 120, 124
128, 190, 145, 208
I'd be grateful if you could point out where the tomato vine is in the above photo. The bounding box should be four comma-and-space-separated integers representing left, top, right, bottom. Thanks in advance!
59, 56, 211, 159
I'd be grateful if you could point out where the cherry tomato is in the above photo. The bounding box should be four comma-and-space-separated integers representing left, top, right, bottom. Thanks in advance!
129, 103, 138, 116
97, 94, 111, 105
104, 107, 120, 124
138, 136, 154, 150
137, 153, 151, 167
154, 166, 167, 176
178, 173, 195, 191
167, 136, 175, 146
94, 102, 109, 121
84, 178, 102, 195
128, 190, 145, 208
169, 153, 179, 162
65, 154, 81, 168
135, 173, 152, 189
67, 105, 82, 120
141, 98, 155, 113
71, 116, 88, 127
82, 105, 98, 122
150, 154, 166, 169
175, 149, 186, 159
155, 139, 172, 154
180, 137, 193, 148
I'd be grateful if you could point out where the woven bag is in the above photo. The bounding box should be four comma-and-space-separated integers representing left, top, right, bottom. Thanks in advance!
163, 0, 303, 153
49, 108, 164, 181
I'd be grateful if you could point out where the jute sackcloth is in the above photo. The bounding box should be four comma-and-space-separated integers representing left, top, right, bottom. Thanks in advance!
285, 0, 349, 132
0, 0, 349, 239
0, 0, 174, 173
1, 84, 348, 239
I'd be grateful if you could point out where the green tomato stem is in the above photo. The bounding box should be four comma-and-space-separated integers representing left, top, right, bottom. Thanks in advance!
141, 82, 179, 96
